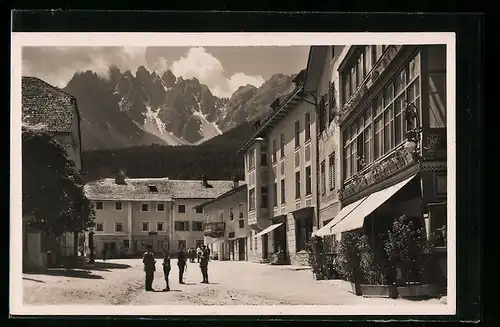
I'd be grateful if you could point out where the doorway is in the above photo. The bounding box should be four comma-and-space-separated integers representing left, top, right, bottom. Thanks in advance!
228, 240, 235, 260
238, 238, 246, 261
262, 234, 268, 260
273, 224, 287, 261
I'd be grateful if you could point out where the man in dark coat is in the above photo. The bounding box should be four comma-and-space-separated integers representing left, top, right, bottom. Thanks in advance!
199, 244, 210, 284
142, 245, 156, 291
162, 251, 171, 291
177, 246, 187, 284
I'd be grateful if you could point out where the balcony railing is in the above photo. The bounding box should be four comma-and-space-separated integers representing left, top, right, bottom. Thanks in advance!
203, 222, 226, 237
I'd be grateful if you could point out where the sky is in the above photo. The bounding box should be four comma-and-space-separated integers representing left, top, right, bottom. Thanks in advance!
22, 46, 310, 98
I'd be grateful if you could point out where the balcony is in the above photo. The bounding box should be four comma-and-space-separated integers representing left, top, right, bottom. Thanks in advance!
203, 222, 226, 238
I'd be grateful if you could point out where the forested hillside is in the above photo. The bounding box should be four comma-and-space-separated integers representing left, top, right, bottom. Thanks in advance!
82, 122, 255, 182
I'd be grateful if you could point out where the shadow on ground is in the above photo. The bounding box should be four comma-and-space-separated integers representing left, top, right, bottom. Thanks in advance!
84, 262, 132, 272
23, 277, 44, 283
25, 269, 104, 279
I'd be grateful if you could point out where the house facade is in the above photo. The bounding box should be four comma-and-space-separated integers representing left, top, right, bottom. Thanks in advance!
84, 175, 238, 257
194, 181, 249, 261
239, 70, 319, 266
314, 45, 448, 288
22, 76, 84, 271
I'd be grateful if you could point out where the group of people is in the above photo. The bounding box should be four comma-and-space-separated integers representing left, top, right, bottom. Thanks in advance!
142, 244, 211, 292
186, 246, 207, 263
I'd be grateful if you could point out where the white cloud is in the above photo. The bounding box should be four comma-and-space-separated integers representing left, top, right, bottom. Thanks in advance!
169, 47, 264, 98
22, 46, 264, 98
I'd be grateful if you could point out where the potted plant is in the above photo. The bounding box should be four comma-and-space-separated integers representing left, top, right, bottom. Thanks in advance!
358, 235, 397, 298
335, 232, 363, 295
384, 215, 438, 298
306, 235, 325, 280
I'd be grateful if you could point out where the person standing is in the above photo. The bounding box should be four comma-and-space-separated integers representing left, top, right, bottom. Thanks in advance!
142, 245, 156, 291
199, 244, 210, 283
101, 248, 107, 261
196, 246, 202, 263
162, 251, 171, 291
177, 246, 187, 284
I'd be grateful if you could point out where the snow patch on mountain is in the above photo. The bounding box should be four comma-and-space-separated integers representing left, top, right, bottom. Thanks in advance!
141, 103, 188, 146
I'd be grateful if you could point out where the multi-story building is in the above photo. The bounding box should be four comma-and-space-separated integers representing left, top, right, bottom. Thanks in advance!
194, 178, 249, 261
314, 44, 448, 287
22, 76, 84, 270
84, 175, 237, 257
238, 70, 319, 266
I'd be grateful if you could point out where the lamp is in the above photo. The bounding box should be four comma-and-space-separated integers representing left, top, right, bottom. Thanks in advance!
403, 101, 422, 162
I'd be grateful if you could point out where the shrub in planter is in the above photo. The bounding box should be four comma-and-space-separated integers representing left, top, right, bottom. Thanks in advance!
357, 235, 397, 298
335, 232, 363, 295
384, 215, 437, 298
306, 235, 324, 280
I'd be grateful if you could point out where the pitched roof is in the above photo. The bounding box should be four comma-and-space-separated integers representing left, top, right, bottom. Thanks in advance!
22, 76, 78, 133
194, 184, 248, 209
84, 178, 244, 201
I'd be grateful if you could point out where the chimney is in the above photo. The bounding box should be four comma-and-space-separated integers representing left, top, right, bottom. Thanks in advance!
115, 169, 126, 185
253, 120, 261, 132
202, 174, 213, 188
232, 175, 239, 188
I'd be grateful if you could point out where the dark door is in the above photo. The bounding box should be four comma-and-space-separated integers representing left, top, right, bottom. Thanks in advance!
109, 242, 116, 257
274, 225, 287, 261
238, 238, 246, 261
228, 240, 235, 260
262, 234, 268, 259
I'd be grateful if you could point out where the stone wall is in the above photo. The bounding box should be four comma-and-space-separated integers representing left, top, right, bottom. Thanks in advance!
290, 251, 310, 266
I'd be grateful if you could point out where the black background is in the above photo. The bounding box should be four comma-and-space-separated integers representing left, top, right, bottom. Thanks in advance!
8, 10, 484, 326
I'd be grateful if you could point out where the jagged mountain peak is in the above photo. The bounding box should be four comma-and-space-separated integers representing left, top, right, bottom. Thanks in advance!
62, 66, 296, 150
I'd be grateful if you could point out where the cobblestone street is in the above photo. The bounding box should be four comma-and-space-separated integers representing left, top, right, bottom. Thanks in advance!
23, 259, 447, 306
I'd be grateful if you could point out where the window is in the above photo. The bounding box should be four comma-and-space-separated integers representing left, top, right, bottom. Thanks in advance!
328, 83, 336, 124
192, 221, 204, 231
273, 182, 278, 207
96, 222, 103, 232
229, 207, 234, 220
280, 179, 286, 204
295, 218, 313, 252
248, 148, 255, 170
178, 205, 186, 213
174, 221, 189, 231
280, 133, 285, 159
123, 240, 130, 248
95, 201, 103, 210
295, 171, 301, 199
261, 186, 268, 208
148, 185, 158, 193
177, 240, 186, 250
320, 161, 326, 194
157, 222, 164, 231
342, 52, 422, 180
115, 222, 123, 232
157, 203, 165, 212
195, 206, 203, 214
427, 46, 446, 128
271, 139, 277, 163
329, 152, 336, 190
305, 113, 311, 141
260, 145, 268, 166
249, 188, 256, 211
141, 203, 149, 212
141, 222, 150, 232
239, 219, 245, 229
239, 203, 244, 218
305, 166, 312, 196
318, 95, 328, 134
294, 120, 300, 148
115, 202, 122, 211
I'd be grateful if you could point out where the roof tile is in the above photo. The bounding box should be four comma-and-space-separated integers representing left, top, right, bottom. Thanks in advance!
84, 178, 244, 202
22, 76, 76, 133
